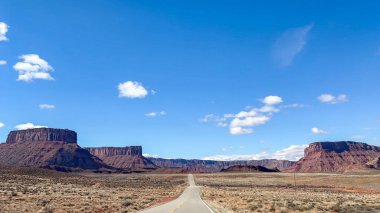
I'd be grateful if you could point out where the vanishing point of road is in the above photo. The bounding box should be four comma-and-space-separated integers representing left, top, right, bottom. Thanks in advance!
140, 174, 215, 213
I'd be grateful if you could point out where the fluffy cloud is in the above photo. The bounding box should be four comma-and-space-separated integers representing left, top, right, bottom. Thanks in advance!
118, 81, 148, 98
39, 104, 55, 110
311, 127, 328, 135
235, 110, 258, 118
0, 122, 4, 128
0, 22, 9, 41
145, 111, 166, 117
0, 60, 6, 65
15, 123, 47, 130
318, 94, 348, 104
142, 153, 159, 158
273, 24, 313, 67
258, 105, 280, 113
202, 144, 308, 161
13, 54, 54, 82
200, 114, 226, 123
229, 126, 253, 135
230, 116, 270, 128
201, 96, 285, 135
282, 104, 306, 109
262, 96, 283, 105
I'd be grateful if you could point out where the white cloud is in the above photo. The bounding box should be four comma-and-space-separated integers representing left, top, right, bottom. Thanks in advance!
143, 153, 159, 158
202, 144, 308, 161
0, 22, 9, 41
201, 96, 285, 135
200, 114, 226, 123
13, 54, 54, 82
230, 126, 253, 135
118, 81, 148, 98
282, 104, 306, 109
217, 122, 228, 127
273, 24, 313, 67
318, 94, 348, 104
258, 105, 279, 113
39, 104, 55, 110
262, 96, 283, 105
15, 123, 48, 130
311, 127, 328, 135
230, 115, 270, 127
235, 110, 257, 118
145, 111, 166, 117
0, 122, 4, 128
0, 60, 6, 65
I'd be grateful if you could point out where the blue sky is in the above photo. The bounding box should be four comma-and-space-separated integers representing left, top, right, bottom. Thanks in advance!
1, 0, 380, 160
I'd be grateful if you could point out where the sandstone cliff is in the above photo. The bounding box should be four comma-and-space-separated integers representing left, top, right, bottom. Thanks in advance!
85, 147, 158, 170
366, 155, 380, 169
148, 158, 295, 172
287, 141, 380, 172
86, 146, 142, 157
6, 128, 77, 144
0, 128, 107, 170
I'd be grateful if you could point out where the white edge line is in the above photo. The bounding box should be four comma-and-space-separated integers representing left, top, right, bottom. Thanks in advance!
201, 199, 215, 213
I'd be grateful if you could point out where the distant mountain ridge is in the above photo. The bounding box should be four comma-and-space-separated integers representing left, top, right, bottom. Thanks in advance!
147, 157, 295, 172
221, 165, 280, 173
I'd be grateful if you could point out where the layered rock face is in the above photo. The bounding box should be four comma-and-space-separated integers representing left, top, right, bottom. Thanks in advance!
287, 141, 380, 172
6, 128, 77, 144
221, 165, 280, 173
86, 146, 142, 157
366, 156, 380, 169
148, 158, 295, 172
0, 128, 107, 170
85, 147, 158, 170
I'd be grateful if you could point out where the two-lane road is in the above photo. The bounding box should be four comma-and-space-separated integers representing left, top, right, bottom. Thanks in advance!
140, 174, 214, 213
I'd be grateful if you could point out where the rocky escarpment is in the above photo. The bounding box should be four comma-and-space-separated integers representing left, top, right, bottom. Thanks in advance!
86, 146, 142, 157
287, 141, 380, 172
221, 165, 280, 173
366, 155, 380, 169
148, 158, 295, 173
0, 128, 108, 170
6, 128, 77, 144
85, 147, 158, 170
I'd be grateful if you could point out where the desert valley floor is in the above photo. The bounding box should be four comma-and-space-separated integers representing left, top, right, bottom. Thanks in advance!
1, 167, 380, 213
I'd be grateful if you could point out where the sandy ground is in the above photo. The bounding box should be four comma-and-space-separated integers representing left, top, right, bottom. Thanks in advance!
0, 166, 187, 213
3, 167, 380, 213
195, 172, 380, 213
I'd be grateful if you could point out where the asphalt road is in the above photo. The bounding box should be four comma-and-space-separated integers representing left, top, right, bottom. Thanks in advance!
140, 174, 214, 213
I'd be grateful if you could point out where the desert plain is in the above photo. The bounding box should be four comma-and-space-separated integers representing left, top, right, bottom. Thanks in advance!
2, 167, 380, 213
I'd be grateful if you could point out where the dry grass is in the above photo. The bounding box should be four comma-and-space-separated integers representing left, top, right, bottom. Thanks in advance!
0, 166, 187, 213
196, 172, 380, 213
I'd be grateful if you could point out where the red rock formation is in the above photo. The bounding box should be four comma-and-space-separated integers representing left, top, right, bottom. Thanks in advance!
221, 165, 280, 173
86, 146, 142, 157
148, 158, 295, 173
287, 141, 380, 172
85, 147, 158, 170
0, 142, 106, 169
6, 128, 77, 144
0, 128, 108, 170
366, 155, 380, 169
